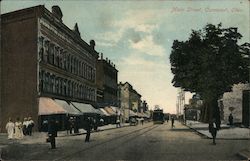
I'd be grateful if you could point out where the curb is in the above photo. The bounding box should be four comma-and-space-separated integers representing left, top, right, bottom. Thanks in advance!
184, 124, 250, 140
185, 124, 211, 139
237, 149, 250, 160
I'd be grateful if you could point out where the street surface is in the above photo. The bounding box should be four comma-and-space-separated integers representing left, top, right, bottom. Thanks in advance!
2, 121, 249, 160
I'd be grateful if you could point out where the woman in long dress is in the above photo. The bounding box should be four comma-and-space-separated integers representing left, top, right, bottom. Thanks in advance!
5, 118, 15, 139
14, 117, 24, 139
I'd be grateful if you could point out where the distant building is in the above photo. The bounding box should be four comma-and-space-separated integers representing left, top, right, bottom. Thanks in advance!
118, 82, 141, 122
96, 53, 118, 106
0, 5, 99, 132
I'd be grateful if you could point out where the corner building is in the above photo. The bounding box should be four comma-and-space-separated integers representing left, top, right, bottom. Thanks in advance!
0, 5, 98, 132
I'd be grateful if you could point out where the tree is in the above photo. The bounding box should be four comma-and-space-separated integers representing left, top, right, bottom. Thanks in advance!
170, 23, 249, 123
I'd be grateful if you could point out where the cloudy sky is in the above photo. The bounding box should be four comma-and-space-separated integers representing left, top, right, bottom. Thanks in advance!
1, 0, 249, 113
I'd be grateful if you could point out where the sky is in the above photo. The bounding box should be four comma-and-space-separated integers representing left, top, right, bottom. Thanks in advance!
1, 0, 249, 113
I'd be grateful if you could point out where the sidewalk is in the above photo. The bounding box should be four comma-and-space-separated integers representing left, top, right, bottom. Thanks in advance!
185, 120, 250, 161
0, 123, 130, 159
185, 120, 250, 140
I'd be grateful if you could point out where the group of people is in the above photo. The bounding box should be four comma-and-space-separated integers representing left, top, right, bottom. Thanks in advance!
5, 117, 34, 140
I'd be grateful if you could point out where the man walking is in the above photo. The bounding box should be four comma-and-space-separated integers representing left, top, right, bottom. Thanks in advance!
171, 116, 175, 128
209, 118, 218, 145
48, 118, 57, 149
27, 117, 34, 136
228, 113, 233, 127
85, 117, 92, 142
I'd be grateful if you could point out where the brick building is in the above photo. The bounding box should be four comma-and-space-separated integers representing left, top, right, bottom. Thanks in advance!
0, 5, 99, 132
96, 53, 118, 107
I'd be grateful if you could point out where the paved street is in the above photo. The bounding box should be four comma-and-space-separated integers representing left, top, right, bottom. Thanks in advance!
2, 121, 250, 160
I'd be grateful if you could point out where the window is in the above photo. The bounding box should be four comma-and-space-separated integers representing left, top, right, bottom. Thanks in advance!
38, 37, 44, 62
44, 40, 49, 63
55, 47, 59, 67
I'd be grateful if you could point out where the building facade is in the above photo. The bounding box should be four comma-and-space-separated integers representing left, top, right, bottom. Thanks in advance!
96, 53, 118, 107
118, 82, 141, 122
0, 5, 98, 132
221, 83, 250, 124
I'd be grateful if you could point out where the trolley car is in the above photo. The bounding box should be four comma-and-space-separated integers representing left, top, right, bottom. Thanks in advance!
152, 109, 164, 124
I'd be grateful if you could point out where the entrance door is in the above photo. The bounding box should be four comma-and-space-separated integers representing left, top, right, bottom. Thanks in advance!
242, 90, 250, 127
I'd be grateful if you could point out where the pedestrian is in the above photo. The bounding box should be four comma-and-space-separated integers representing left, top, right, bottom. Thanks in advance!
22, 118, 28, 136
116, 119, 121, 128
14, 117, 24, 139
28, 117, 35, 136
209, 118, 218, 145
171, 117, 175, 128
85, 117, 92, 142
74, 117, 79, 133
69, 117, 74, 134
48, 118, 57, 149
141, 118, 144, 125
100, 118, 104, 126
228, 113, 233, 127
5, 118, 15, 139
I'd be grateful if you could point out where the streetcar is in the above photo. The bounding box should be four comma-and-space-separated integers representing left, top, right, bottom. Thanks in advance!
152, 109, 165, 124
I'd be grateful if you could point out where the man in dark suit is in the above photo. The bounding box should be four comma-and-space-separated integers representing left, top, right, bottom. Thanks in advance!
209, 118, 218, 145
48, 118, 57, 149
85, 117, 92, 142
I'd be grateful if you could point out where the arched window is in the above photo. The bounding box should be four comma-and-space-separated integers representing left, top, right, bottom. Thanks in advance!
38, 36, 44, 62
67, 80, 71, 96
70, 56, 73, 73
55, 77, 59, 94
44, 40, 49, 63
51, 74, 55, 94
55, 46, 59, 67
60, 78, 63, 95
74, 58, 77, 74
63, 52, 67, 70
67, 54, 70, 71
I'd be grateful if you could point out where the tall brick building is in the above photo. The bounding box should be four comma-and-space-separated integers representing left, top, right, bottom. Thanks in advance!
0, 5, 99, 132
96, 53, 118, 107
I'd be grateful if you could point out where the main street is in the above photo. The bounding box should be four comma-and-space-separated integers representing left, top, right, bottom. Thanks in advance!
2, 122, 249, 160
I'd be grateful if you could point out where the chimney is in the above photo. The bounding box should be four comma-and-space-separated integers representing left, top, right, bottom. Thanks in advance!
90, 40, 95, 50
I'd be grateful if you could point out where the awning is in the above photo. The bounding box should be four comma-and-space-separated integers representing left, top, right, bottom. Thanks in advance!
54, 99, 82, 115
110, 106, 122, 116
71, 102, 100, 115
129, 110, 137, 117
104, 107, 116, 116
38, 97, 66, 115
137, 113, 144, 118
99, 108, 110, 116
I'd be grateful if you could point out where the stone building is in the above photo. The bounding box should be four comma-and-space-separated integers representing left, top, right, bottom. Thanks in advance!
96, 53, 118, 107
118, 82, 141, 122
221, 83, 250, 125
0, 5, 99, 132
